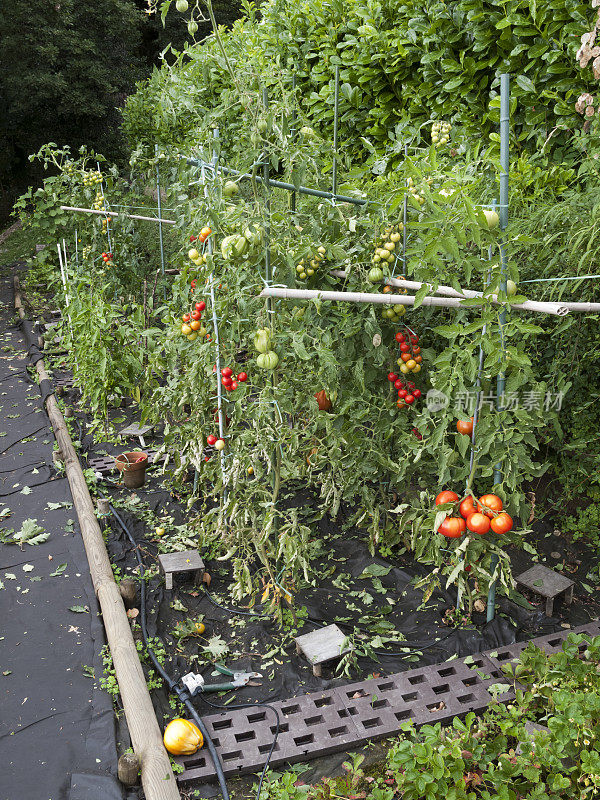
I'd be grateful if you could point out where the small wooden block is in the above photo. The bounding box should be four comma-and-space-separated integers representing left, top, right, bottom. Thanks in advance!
158, 550, 204, 591
294, 624, 352, 676
119, 423, 154, 438
516, 564, 575, 617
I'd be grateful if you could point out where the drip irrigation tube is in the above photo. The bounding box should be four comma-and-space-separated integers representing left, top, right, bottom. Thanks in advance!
109, 505, 230, 800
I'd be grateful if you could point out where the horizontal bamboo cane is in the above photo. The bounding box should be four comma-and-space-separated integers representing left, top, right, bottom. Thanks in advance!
13, 278, 180, 800
60, 205, 176, 225
260, 285, 569, 316
329, 270, 569, 317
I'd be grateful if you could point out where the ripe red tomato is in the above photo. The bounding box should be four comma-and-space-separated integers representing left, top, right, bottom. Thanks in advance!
435, 490, 460, 505
190, 235, 197, 241
459, 496, 476, 518
405, 394, 415, 404
182, 313, 190, 322
410, 335, 419, 344
438, 516, 466, 538
456, 417, 474, 436
207, 435, 217, 446
388, 372, 398, 382
412, 389, 421, 399
478, 494, 503, 517
196, 301, 206, 312
401, 353, 411, 363
412, 346, 421, 355
230, 381, 238, 391
491, 512, 513, 534
406, 381, 415, 389
414, 355, 423, 363
396, 399, 406, 408
399, 343, 410, 353
191, 280, 197, 290
222, 367, 233, 378
467, 512, 491, 535
222, 376, 232, 388
237, 372, 248, 382
398, 389, 407, 398
394, 379, 403, 389
395, 332, 405, 343
191, 310, 201, 320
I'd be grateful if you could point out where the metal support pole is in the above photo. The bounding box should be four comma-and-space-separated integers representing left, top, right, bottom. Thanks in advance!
332, 66, 340, 199
97, 161, 113, 253
155, 145, 166, 299
182, 157, 366, 206
403, 144, 408, 274
291, 73, 297, 214
487, 74, 510, 623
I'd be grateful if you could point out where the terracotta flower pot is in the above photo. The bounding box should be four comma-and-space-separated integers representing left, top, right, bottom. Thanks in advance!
115, 451, 148, 489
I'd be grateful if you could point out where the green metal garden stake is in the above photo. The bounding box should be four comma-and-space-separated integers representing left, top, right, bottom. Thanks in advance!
155, 145, 166, 300
487, 74, 510, 623
332, 66, 340, 198
291, 73, 297, 214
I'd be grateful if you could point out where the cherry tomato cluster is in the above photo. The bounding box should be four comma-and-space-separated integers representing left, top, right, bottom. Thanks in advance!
189, 227, 212, 267
296, 246, 327, 282
434, 490, 513, 538
387, 372, 422, 409
380, 283, 408, 321
396, 329, 422, 375
216, 365, 248, 393
101, 252, 115, 267
181, 300, 207, 341
206, 434, 225, 453
190, 226, 212, 245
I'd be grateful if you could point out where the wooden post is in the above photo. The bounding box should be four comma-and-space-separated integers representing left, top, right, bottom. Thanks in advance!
119, 579, 138, 609
118, 752, 140, 786
14, 275, 180, 800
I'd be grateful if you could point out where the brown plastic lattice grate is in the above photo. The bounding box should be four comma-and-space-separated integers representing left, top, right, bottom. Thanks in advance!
175, 621, 600, 785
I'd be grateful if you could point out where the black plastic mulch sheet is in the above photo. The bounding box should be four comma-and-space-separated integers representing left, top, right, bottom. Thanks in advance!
0, 270, 120, 800
22, 270, 600, 797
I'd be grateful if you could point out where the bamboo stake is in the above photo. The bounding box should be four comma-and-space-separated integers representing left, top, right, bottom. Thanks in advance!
329, 271, 569, 317
60, 205, 176, 225
13, 276, 180, 800
259, 285, 569, 316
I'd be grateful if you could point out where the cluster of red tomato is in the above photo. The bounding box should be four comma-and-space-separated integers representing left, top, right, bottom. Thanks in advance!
101, 252, 115, 267
215, 365, 248, 393
435, 490, 513, 538
387, 372, 422, 408
396, 330, 422, 374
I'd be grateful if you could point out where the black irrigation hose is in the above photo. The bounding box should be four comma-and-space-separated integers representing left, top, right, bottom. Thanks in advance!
199, 694, 281, 800
108, 504, 230, 800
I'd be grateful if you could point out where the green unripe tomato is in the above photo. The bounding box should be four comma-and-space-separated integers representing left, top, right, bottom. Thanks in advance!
223, 181, 239, 198
506, 279, 518, 296
176, 0, 188, 11
368, 267, 384, 284
483, 209, 499, 229
253, 328, 271, 353
257, 350, 279, 369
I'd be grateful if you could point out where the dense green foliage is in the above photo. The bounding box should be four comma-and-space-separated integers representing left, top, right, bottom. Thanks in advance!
124, 0, 600, 160
15, 0, 600, 612
259, 633, 600, 800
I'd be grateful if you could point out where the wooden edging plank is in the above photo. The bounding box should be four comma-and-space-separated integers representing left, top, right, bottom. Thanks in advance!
13, 277, 180, 800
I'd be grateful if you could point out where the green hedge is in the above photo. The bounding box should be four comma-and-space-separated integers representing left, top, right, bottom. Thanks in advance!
124, 0, 598, 159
